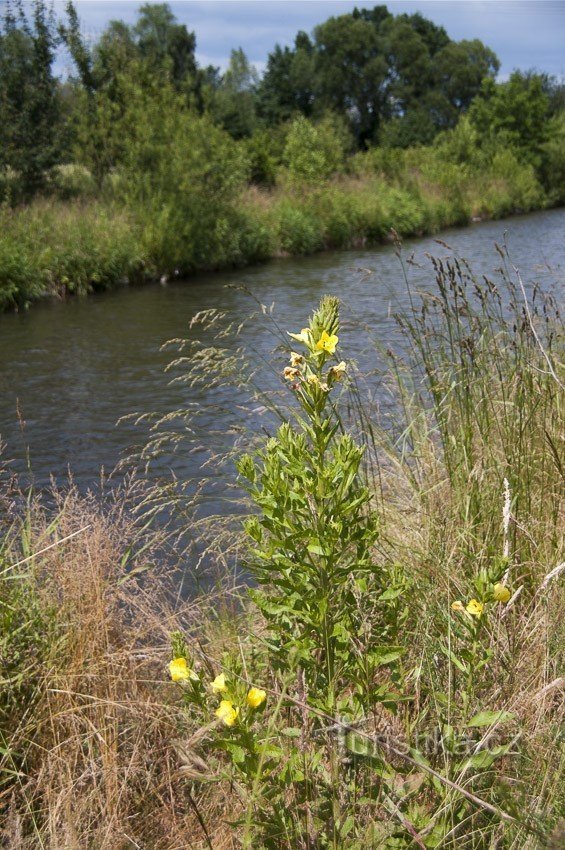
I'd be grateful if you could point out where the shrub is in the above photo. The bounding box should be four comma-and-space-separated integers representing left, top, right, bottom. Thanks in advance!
274, 198, 323, 254
282, 115, 346, 185
120, 85, 250, 273
47, 163, 97, 200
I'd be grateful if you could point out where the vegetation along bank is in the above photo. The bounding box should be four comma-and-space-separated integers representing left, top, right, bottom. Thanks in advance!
1, 1, 564, 310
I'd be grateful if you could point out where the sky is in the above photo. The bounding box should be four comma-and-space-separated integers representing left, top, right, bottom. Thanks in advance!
44, 1, 565, 80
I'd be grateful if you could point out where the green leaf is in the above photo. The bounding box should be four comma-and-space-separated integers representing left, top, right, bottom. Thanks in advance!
378, 587, 404, 601
467, 710, 515, 728
458, 743, 513, 770
439, 644, 469, 673
368, 645, 405, 666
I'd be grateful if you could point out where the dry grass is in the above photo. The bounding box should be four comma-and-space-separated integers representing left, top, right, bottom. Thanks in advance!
0, 482, 249, 849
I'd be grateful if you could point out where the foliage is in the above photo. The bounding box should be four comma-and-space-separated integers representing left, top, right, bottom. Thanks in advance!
0, 0, 63, 197
0, 262, 563, 845
0, 200, 145, 309
258, 6, 498, 145
282, 115, 347, 185
159, 279, 563, 847
210, 47, 258, 139
117, 81, 250, 273
0, 2, 561, 306
469, 71, 551, 167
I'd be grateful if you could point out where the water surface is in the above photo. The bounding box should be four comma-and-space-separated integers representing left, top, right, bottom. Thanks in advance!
1, 209, 563, 496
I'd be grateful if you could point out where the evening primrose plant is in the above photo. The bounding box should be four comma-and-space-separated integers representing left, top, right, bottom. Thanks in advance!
168, 299, 412, 847
237, 297, 407, 719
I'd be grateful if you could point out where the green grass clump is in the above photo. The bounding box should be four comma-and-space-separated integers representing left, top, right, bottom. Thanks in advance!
0, 200, 147, 309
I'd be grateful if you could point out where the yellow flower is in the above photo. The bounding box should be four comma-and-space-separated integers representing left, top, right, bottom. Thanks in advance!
451, 600, 465, 612
211, 673, 227, 693
329, 361, 346, 382
466, 599, 484, 618
284, 366, 301, 381
493, 583, 511, 603
246, 687, 267, 708
215, 699, 239, 727
307, 373, 321, 387
288, 328, 311, 346
290, 351, 304, 367
315, 330, 338, 355
169, 657, 198, 683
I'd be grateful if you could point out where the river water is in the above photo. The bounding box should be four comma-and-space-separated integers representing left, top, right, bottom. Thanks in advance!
0, 209, 563, 499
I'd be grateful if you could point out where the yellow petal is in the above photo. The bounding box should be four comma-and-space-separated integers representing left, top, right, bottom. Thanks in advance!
215, 699, 239, 726
466, 599, 484, 617
288, 328, 311, 345
314, 330, 338, 355
451, 600, 465, 612
211, 673, 227, 693
169, 657, 197, 683
493, 583, 511, 603
246, 687, 267, 708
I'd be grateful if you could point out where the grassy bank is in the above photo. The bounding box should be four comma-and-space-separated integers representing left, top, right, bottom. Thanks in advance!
1, 252, 563, 847
0, 135, 555, 311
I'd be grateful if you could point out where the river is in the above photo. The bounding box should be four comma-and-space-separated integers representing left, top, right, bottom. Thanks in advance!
0, 209, 563, 500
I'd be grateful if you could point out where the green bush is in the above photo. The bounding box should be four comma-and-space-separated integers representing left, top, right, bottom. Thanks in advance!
539, 113, 565, 204
274, 199, 323, 254
47, 163, 97, 200
120, 86, 250, 273
282, 115, 346, 186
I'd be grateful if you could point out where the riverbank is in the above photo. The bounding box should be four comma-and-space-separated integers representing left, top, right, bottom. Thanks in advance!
1, 263, 563, 847
0, 143, 556, 311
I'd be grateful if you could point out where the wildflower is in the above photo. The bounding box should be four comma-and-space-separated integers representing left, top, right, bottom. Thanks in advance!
493, 583, 511, 603
211, 673, 227, 693
466, 599, 484, 618
328, 361, 346, 382
307, 373, 321, 387
451, 600, 465, 612
169, 658, 198, 683
215, 699, 239, 727
315, 330, 338, 355
246, 687, 267, 708
290, 351, 304, 367
284, 366, 301, 381
288, 328, 311, 346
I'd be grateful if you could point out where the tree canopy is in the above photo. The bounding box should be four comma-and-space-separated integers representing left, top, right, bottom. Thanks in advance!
257, 5, 500, 146
1, 1, 561, 203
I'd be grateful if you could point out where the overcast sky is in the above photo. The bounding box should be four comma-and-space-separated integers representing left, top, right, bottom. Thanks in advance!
47, 1, 565, 79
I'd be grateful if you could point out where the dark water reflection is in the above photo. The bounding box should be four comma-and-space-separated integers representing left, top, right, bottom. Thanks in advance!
0, 209, 563, 506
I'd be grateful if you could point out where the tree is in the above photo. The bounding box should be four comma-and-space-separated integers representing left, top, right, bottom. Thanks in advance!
313, 12, 388, 145
469, 71, 551, 166
257, 5, 499, 149
435, 39, 499, 115
210, 48, 258, 139
134, 2, 197, 86
119, 81, 250, 272
0, 0, 62, 197
257, 32, 316, 124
